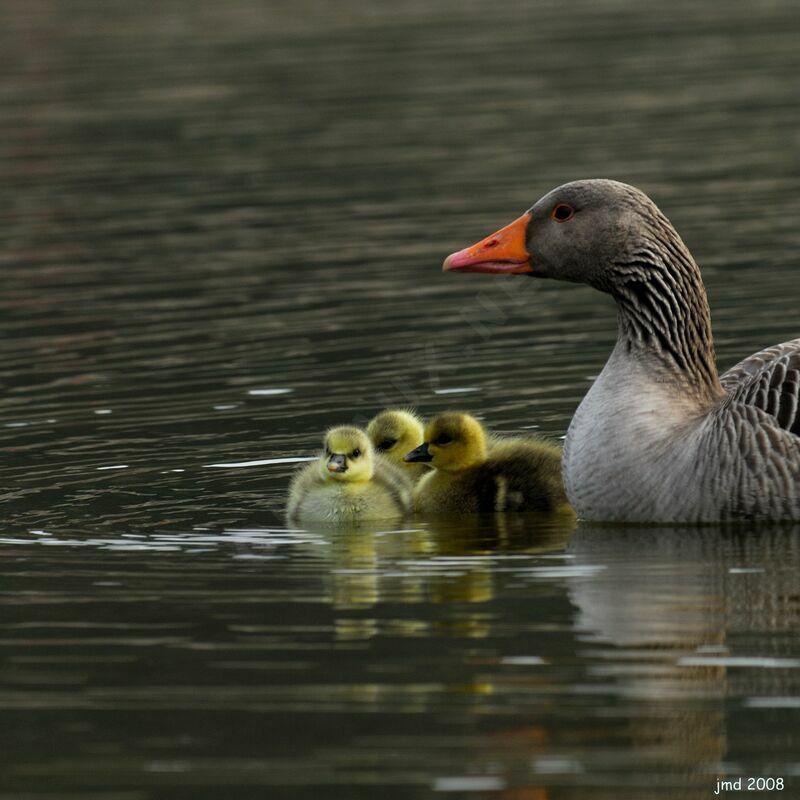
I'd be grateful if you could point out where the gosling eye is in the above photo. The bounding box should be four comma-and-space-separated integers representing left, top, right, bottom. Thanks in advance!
433, 434, 453, 446
551, 203, 575, 222
351, 448, 361, 459
377, 438, 397, 451
325, 447, 332, 456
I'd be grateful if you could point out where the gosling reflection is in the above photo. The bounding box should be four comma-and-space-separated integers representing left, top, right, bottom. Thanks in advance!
319, 512, 576, 622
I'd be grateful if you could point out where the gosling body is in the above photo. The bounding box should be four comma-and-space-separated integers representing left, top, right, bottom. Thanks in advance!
288, 426, 412, 523
407, 413, 567, 514
367, 409, 429, 482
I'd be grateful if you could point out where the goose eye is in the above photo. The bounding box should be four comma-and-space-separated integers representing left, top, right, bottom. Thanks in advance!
351, 448, 361, 459
377, 438, 397, 451
551, 203, 574, 222
434, 434, 452, 446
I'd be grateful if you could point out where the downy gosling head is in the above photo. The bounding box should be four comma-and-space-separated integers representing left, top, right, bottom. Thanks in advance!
321, 426, 375, 483
367, 409, 427, 476
405, 412, 488, 472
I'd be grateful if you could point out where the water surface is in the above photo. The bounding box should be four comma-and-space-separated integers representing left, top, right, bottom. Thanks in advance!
2, 0, 799, 797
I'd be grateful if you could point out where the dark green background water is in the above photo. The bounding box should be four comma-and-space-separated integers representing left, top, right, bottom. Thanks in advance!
1, 1, 799, 797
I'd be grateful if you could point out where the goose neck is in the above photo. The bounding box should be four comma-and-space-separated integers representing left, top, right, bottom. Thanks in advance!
604, 244, 724, 404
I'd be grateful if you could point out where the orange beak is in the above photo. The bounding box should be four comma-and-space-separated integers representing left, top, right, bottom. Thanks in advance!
442, 212, 532, 274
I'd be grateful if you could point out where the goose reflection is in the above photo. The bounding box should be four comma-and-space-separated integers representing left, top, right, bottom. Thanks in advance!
538, 524, 800, 792
567, 524, 800, 649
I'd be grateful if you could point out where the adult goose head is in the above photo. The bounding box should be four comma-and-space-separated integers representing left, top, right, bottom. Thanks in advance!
443, 179, 800, 522
444, 179, 721, 403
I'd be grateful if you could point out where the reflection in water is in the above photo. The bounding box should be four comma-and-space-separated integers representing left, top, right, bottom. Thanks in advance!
2, 521, 798, 797
328, 513, 576, 604
564, 526, 800, 797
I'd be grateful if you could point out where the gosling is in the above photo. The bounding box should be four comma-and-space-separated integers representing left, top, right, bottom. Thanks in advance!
287, 426, 412, 523
366, 409, 429, 482
405, 412, 568, 514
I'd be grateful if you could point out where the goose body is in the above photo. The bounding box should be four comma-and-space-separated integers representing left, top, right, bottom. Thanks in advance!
563, 338, 800, 521
405, 412, 568, 514
287, 426, 412, 523
444, 179, 800, 522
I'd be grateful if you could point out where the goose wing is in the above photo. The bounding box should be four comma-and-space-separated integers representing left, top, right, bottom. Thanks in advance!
720, 338, 800, 437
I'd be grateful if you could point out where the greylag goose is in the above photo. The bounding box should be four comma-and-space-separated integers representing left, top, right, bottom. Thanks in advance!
443, 179, 800, 522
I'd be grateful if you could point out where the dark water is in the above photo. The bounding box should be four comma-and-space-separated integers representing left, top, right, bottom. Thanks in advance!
2, 0, 799, 797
